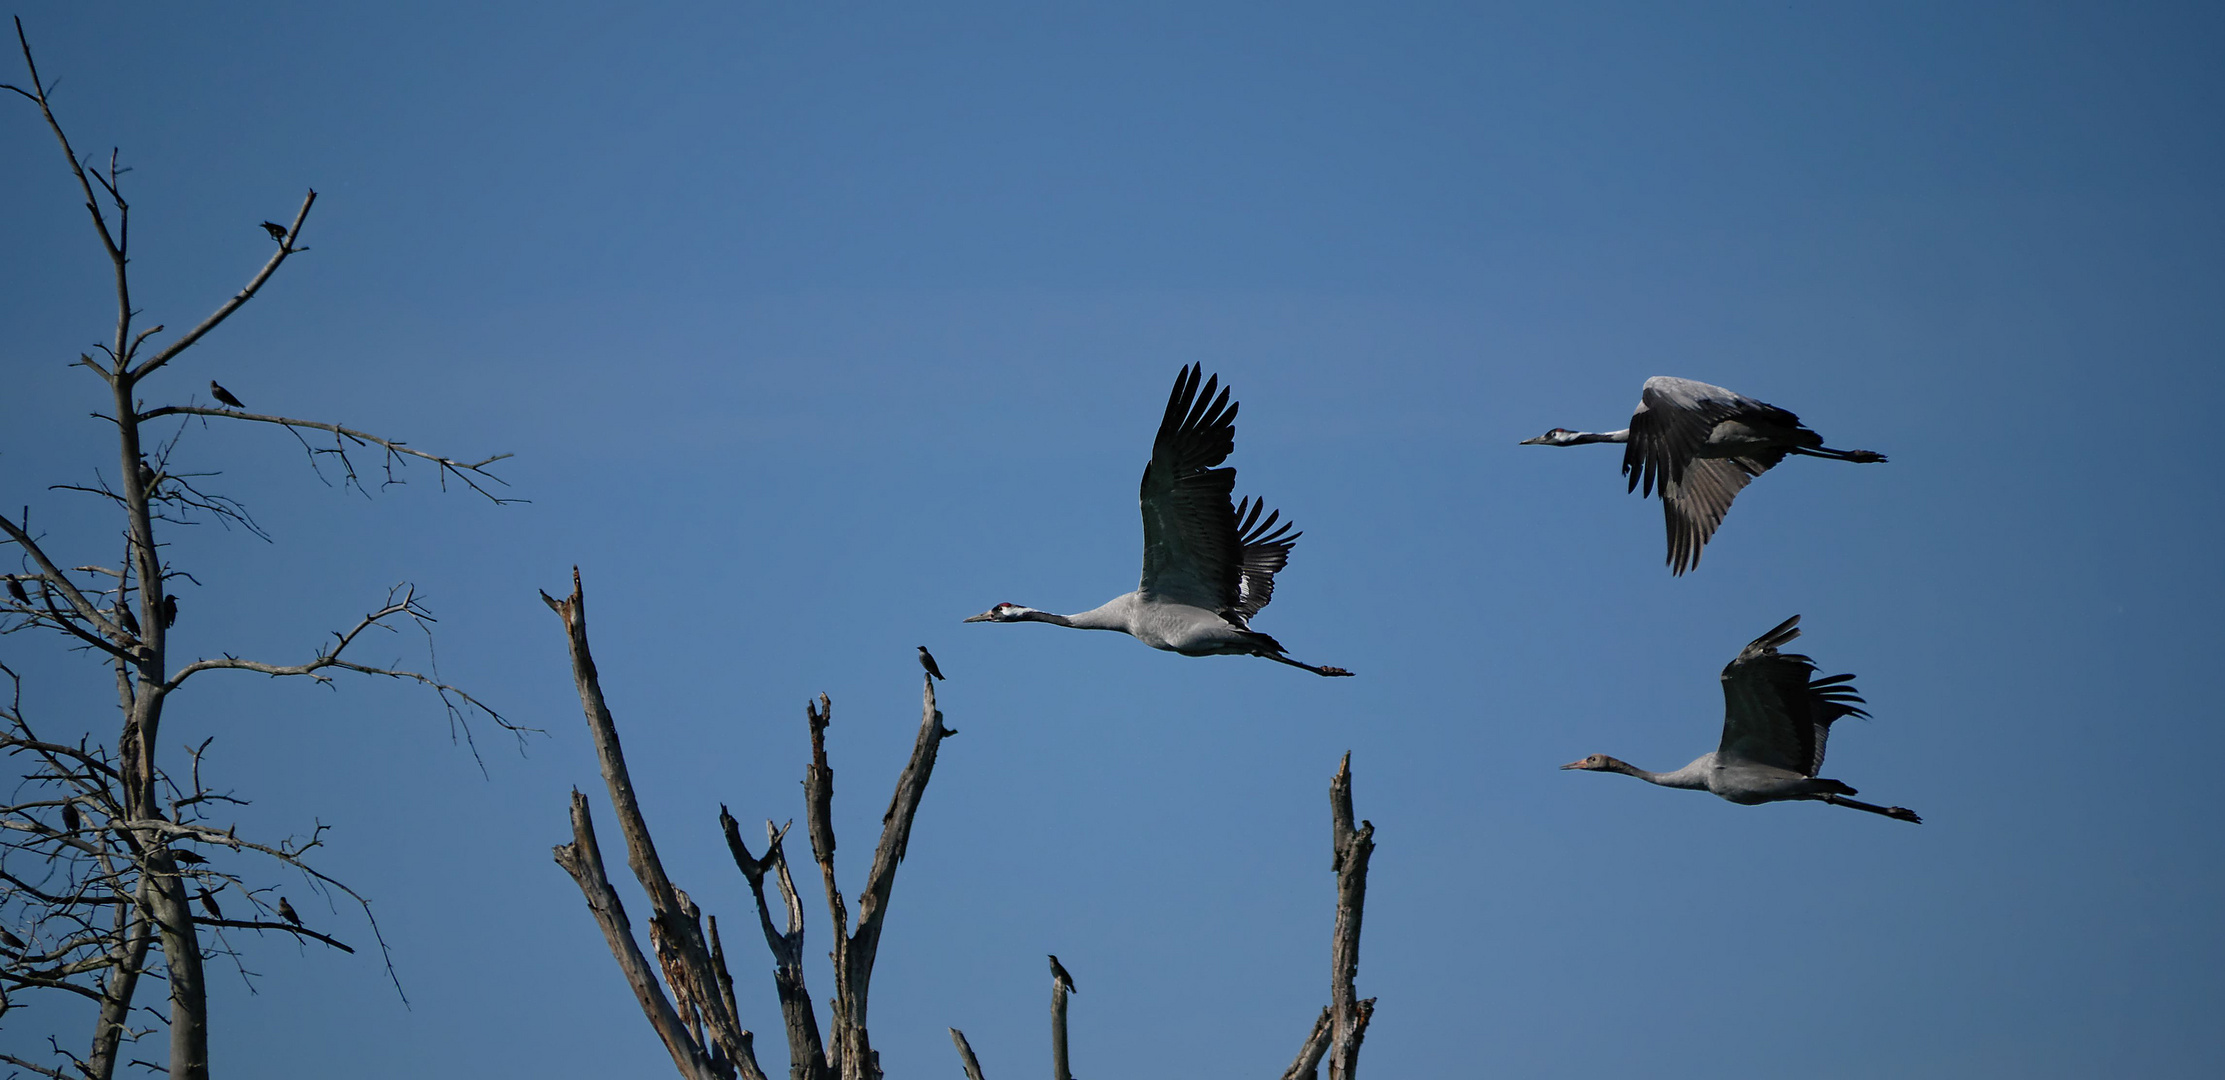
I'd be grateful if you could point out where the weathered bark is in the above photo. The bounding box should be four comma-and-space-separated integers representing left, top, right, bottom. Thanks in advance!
1050, 976, 1073, 1080
724, 812, 830, 1080
807, 676, 955, 1080
551, 571, 955, 1080
555, 792, 731, 1080
545, 574, 762, 1080
948, 1028, 989, 1080
1325, 753, 1376, 1080
1281, 1007, 1333, 1080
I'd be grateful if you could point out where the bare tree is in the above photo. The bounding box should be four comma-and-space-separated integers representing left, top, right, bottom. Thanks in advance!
547, 570, 954, 1080
1, 21, 516, 1080
545, 570, 1376, 1079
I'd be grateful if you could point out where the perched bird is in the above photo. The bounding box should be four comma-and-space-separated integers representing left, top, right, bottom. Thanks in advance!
209, 380, 246, 409
169, 849, 209, 865
1049, 954, 1077, 995
116, 604, 140, 638
60, 801, 80, 834
260, 221, 287, 242
967, 365, 1353, 677
200, 890, 224, 922
917, 646, 946, 681
1521, 377, 1887, 575
277, 897, 301, 926
1562, 615, 1921, 824
159, 595, 178, 629
6, 577, 27, 605
137, 458, 158, 489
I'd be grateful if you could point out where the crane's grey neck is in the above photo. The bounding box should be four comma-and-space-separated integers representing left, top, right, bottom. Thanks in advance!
1059, 595, 1136, 632
1567, 429, 1631, 445
1606, 755, 1709, 790
1011, 596, 1132, 632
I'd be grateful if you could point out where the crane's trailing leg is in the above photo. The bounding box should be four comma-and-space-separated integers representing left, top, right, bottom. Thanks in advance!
1821, 793, 1922, 824
1790, 445, 1888, 463
1258, 651, 1355, 677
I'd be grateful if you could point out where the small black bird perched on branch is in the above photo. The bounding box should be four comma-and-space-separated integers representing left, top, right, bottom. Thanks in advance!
277, 897, 301, 926
116, 605, 140, 638
6, 577, 26, 605
170, 849, 208, 865
160, 594, 178, 629
200, 890, 224, 922
209, 380, 246, 409
1048, 954, 1077, 995
61, 801, 80, 834
260, 221, 287, 242
917, 646, 946, 681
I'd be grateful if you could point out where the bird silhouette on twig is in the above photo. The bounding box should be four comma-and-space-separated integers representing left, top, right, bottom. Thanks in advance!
209, 381, 246, 409
1049, 954, 1077, 994
277, 897, 301, 926
917, 646, 945, 681
260, 221, 287, 242
6, 578, 27, 605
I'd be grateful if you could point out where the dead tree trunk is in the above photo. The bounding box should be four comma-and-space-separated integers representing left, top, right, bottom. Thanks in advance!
547, 569, 956, 1080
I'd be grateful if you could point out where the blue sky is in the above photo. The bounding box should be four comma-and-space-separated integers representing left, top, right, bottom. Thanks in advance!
4, 2, 2222, 1076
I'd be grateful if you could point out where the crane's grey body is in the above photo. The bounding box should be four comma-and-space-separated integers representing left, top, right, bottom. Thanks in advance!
1562, 615, 1920, 823
1522, 376, 1886, 574
967, 365, 1351, 676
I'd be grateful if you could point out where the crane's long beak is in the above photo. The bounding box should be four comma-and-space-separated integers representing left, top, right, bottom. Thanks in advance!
962, 610, 996, 623
1518, 435, 1551, 445
1558, 758, 1589, 770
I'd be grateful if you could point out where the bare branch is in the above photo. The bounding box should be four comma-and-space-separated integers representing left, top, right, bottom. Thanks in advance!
947, 1028, 988, 1080
554, 791, 723, 1080
127, 191, 316, 382
545, 572, 761, 1080
721, 810, 828, 1080
139, 406, 517, 504
1281, 1007, 1333, 1080
5, 17, 128, 342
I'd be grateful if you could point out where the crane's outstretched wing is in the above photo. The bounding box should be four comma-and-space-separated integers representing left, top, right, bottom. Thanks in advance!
1139, 364, 1245, 611
1625, 377, 1797, 575
1231, 496, 1300, 620
1717, 615, 1871, 775
1658, 457, 1762, 575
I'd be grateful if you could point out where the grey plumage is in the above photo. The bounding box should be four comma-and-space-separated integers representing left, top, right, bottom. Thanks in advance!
209, 380, 245, 409
917, 646, 945, 680
967, 365, 1351, 677
1562, 615, 1920, 824
277, 896, 301, 926
1522, 376, 1887, 575
116, 604, 140, 638
260, 221, 287, 241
